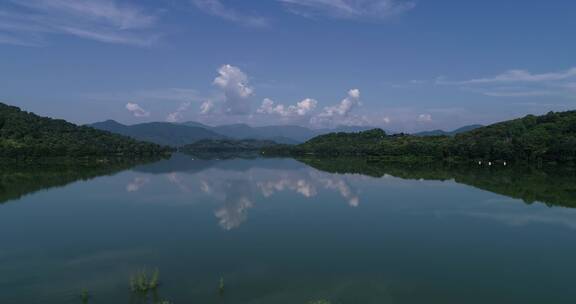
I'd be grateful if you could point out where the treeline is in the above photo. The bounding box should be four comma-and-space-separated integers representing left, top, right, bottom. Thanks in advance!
0, 103, 171, 158
180, 139, 280, 153
266, 110, 576, 164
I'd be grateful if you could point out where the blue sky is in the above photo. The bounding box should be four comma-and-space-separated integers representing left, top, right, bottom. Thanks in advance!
0, 0, 575, 132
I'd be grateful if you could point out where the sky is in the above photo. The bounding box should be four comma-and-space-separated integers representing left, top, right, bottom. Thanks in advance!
0, 0, 575, 132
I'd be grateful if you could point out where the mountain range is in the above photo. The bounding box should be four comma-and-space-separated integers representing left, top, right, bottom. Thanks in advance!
89, 120, 379, 147
0, 103, 168, 157
413, 124, 484, 136
89, 120, 482, 147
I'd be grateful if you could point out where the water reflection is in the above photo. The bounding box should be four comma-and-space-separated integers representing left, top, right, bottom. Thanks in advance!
126, 155, 364, 229
2, 154, 576, 231
297, 157, 576, 208
3, 155, 576, 303
126, 176, 150, 192
0, 158, 159, 204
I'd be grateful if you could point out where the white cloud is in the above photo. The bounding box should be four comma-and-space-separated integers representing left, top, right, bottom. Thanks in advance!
417, 113, 432, 122
311, 89, 363, 127
213, 64, 254, 115
321, 89, 361, 116
257, 97, 318, 117
0, 0, 159, 46
279, 0, 415, 20
166, 102, 191, 122
191, 0, 268, 27
126, 102, 150, 117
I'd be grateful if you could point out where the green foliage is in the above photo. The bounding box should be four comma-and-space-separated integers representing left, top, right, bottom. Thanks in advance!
0, 103, 171, 158
130, 268, 160, 293
180, 139, 281, 153
219, 276, 225, 294
80, 288, 89, 303
271, 110, 576, 164
448, 111, 576, 163
278, 128, 450, 158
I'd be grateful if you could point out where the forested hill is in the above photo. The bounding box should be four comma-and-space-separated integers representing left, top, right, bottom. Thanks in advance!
274, 110, 576, 164
449, 110, 576, 162
0, 103, 170, 157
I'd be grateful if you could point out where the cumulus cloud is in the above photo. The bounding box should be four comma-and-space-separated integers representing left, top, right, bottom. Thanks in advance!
311, 89, 363, 126
324, 89, 360, 116
417, 113, 432, 122
279, 0, 415, 20
0, 0, 159, 47
257, 97, 318, 117
213, 64, 254, 115
166, 102, 191, 122
126, 102, 150, 117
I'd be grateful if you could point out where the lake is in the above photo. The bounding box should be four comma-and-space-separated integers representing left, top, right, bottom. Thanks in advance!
1, 154, 576, 303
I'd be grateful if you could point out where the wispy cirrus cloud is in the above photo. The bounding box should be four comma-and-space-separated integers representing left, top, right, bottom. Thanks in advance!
438, 67, 576, 85
437, 67, 576, 98
191, 0, 268, 27
0, 0, 160, 46
279, 0, 416, 20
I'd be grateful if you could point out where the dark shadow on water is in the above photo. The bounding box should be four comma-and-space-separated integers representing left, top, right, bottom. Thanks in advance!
0, 157, 164, 205
297, 157, 576, 209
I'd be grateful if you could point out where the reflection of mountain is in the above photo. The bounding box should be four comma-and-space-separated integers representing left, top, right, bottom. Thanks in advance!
298, 157, 576, 208
0, 159, 160, 204
132, 153, 307, 174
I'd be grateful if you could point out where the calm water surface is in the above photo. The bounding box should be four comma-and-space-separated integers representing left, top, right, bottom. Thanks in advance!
1, 154, 576, 303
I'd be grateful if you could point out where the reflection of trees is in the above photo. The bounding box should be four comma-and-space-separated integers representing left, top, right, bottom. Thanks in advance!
0, 158, 160, 205
298, 157, 576, 208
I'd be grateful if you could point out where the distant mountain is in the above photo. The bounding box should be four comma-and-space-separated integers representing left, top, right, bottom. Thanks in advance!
90, 120, 225, 147
0, 103, 168, 157
414, 124, 483, 137
181, 121, 211, 129
92, 119, 384, 146
210, 124, 382, 143
210, 124, 316, 143
180, 139, 281, 154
